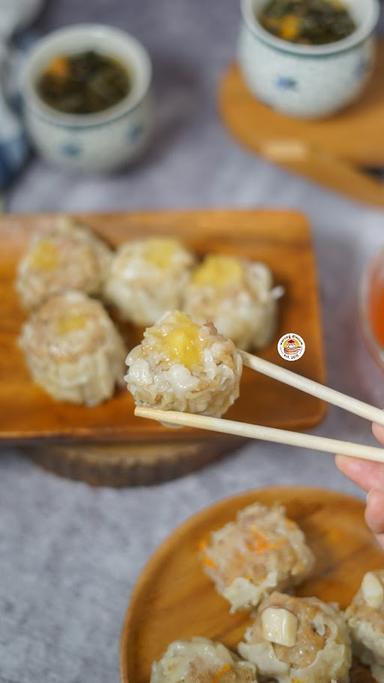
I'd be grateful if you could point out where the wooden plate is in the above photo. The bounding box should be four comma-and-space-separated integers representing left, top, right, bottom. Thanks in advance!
219, 45, 384, 208
120, 487, 383, 682
0, 210, 325, 485
0, 209, 325, 441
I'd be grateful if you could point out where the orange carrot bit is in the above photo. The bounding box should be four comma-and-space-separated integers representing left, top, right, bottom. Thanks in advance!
202, 554, 217, 570
198, 538, 218, 570
212, 663, 232, 682
46, 56, 70, 79
197, 539, 208, 552
247, 528, 272, 553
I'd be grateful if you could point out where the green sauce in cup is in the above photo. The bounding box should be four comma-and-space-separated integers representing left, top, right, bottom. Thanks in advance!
259, 0, 356, 45
37, 50, 131, 115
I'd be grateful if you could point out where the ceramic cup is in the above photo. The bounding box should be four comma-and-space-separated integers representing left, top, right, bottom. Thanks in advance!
22, 24, 153, 172
238, 0, 380, 119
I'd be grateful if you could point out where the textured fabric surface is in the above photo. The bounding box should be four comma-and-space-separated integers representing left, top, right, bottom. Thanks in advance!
2, 1, 384, 682
0, 0, 44, 190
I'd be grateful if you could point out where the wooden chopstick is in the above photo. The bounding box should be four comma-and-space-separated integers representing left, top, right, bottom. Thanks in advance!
241, 351, 384, 427
135, 407, 384, 463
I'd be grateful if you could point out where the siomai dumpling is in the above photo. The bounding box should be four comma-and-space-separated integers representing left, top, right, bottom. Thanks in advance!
19, 291, 126, 405
103, 237, 195, 326
16, 216, 112, 310
125, 310, 242, 418
238, 592, 352, 683
199, 503, 314, 612
346, 570, 384, 682
183, 255, 282, 351
151, 637, 258, 683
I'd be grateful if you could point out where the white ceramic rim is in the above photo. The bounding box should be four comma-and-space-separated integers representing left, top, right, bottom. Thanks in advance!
240, 0, 380, 56
22, 23, 152, 127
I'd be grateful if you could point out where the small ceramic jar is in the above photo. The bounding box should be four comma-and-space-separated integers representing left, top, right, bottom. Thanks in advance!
238, 0, 380, 119
22, 24, 153, 172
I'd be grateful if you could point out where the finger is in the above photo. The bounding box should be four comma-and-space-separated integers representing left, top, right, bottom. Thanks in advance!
335, 455, 384, 493
373, 422, 384, 445
366, 488, 384, 536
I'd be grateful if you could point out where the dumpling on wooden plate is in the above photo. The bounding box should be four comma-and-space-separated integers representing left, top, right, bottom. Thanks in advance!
183, 255, 282, 351
238, 591, 351, 683
19, 291, 126, 405
16, 216, 112, 310
151, 637, 257, 682
104, 237, 195, 326
199, 503, 314, 612
125, 310, 242, 418
346, 570, 384, 682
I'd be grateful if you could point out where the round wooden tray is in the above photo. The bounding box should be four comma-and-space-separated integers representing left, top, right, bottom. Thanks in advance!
120, 486, 383, 682
218, 47, 384, 207
21, 436, 244, 487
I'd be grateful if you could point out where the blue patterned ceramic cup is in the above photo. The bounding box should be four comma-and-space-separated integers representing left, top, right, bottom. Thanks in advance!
22, 24, 153, 172
238, 0, 380, 119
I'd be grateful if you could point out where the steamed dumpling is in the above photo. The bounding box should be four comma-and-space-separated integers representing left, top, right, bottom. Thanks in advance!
199, 502, 314, 612
238, 591, 351, 683
16, 216, 112, 310
20, 291, 126, 405
104, 237, 195, 325
346, 570, 384, 682
151, 637, 258, 682
125, 310, 242, 418
183, 255, 282, 351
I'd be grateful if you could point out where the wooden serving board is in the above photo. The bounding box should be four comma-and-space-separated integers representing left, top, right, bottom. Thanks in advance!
0, 210, 325, 486
22, 437, 244, 488
120, 487, 383, 682
219, 43, 384, 207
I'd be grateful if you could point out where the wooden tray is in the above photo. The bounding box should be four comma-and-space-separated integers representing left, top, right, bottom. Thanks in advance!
219, 42, 384, 207
120, 486, 382, 682
21, 437, 244, 488
0, 210, 325, 486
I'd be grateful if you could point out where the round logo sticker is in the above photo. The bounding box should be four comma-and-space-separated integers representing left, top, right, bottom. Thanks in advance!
277, 333, 305, 362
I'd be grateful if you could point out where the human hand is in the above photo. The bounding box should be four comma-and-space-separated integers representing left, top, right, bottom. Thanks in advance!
336, 424, 384, 549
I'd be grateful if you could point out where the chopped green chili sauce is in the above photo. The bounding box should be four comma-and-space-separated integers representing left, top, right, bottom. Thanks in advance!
259, 0, 356, 45
37, 50, 131, 115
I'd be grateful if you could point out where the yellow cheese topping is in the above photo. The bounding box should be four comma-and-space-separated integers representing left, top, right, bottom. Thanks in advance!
192, 255, 244, 288
153, 312, 202, 369
144, 238, 180, 269
56, 313, 87, 335
30, 239, 60, 271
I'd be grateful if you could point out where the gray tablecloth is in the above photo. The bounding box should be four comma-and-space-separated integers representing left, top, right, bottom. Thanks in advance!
2, 1, 384, 681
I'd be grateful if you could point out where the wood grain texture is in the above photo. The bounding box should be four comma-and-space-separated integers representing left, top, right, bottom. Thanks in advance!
219, 44, 384, 207
21, 437, 244, 487
0, 210, 325, 486
0, 209, 325, 440
120, 487, 382, 683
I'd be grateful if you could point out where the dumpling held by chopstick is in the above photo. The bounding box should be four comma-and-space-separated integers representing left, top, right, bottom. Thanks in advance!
125, 310, 242, 418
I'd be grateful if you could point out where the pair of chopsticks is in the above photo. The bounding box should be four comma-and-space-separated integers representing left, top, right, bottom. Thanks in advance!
135, 350, 384, 463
